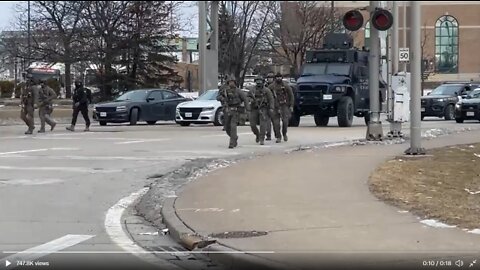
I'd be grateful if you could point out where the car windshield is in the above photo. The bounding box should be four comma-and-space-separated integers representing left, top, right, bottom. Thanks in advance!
301, 63, 351, 77
468, 89, 480, 98
115, 90, 149, 101
430, 85, 462, 96
196, 89, 218, 101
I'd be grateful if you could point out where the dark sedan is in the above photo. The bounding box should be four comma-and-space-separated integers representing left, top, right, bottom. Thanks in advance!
455, 88, 480, 123
421, 83, 475, 120
93, 89, 189, 126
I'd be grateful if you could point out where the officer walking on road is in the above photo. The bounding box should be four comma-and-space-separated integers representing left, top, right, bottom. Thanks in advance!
20, 77, 38, 134
265, 73, 275, 141
38, 80, 57, 133
66, 80, 91, 132
269, 72, 295, 142
247, 76, 276, 145
216, 75, 249, 149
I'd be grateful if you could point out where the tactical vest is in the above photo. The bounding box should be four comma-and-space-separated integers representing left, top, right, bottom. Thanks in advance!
226, 87, 241, 106
253, 88, 268, 108
274, 83, 288, 105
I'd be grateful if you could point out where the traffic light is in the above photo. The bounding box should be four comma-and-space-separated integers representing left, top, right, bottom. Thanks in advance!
342, 10, 364, 32
371, 8, 393, 31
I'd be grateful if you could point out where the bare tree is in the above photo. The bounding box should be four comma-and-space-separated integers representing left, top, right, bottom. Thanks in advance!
263, 1, 341, 77
12, 1, 88, 98
218, 1, 274, 88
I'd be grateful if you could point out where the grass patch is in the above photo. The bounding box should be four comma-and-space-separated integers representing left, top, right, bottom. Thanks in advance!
369, 143, 480, 229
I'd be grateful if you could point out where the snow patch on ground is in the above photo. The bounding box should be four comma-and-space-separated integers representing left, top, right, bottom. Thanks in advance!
420, 219, 457, 228
467, 229, 480, 235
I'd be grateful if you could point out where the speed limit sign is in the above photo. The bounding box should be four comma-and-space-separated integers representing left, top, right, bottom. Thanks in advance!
399, 48, 410, 62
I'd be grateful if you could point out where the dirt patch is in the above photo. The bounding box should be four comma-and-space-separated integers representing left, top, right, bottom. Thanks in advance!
369, 143, 480, 229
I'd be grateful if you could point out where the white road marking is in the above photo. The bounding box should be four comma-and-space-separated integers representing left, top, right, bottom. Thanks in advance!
155, 150, 239, 155
0, 149, 49, 155
0, 178, 64, 186
1, 234, 94, 268
115, 138, 171, 145
105, 188, 183, 269
0, 166, 121, 173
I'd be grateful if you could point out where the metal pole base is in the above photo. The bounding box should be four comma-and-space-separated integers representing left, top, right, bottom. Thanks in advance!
387, 121, 403, 138
366, 121, 384, 141
404, 147, 426, 155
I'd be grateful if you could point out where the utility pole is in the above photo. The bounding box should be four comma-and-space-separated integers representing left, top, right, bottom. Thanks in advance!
366, 1, 383, 141
198, 1, 219, 94
27, 0, 31, 69
404, 1, 425, 155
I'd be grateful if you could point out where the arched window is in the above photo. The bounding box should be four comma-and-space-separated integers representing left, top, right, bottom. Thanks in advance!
435, 15, 459, 73
364, 21, 370, 48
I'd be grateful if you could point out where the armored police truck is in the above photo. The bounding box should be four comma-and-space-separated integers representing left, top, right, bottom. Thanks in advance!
291, 33, 386, 127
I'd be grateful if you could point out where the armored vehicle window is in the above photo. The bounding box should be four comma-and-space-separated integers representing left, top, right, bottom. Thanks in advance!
301, 63, 351, 77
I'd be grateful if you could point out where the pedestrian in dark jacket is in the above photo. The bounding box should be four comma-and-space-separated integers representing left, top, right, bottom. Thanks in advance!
66, 81, 91, 132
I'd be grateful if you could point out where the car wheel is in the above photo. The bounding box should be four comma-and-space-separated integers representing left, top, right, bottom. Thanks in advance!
456, 118, 464, 123
288, 111, 300, 127
444, 104, 455, 120
129, 108, 139, 125
180, 122, 191, 127
337, 96, 354, 127
147, 121, 156, 125
314, 113, 329, 126
99, 121, 107, 126
214, 108, 223, 126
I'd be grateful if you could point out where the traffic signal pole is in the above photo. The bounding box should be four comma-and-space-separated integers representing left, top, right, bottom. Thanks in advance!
405, 1, 425, 155
198, 1, 219, 94
366, 0, 384, 141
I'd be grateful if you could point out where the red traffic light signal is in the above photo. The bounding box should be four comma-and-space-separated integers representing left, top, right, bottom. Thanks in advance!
371, 8, 393, 31
342, 10, 364, 31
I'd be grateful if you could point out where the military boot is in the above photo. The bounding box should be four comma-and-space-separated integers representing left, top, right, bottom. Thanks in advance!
38, 128, 45, 133
255, 135, 259, 143
283, 134, 288, 142
50, 123, 56, 131
260, 140, 265, 145
84, 125, 90, 132
266, 135, 271, 141
66, 125, 75, 132
24, 128, 34, 135
276, 137, 282, 143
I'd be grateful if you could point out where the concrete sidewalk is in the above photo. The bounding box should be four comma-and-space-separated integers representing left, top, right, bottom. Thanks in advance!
168, 131, 480, 269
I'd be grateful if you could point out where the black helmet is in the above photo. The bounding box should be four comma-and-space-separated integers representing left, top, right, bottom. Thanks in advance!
74, 80, 83, 87
275, 72, 282, 78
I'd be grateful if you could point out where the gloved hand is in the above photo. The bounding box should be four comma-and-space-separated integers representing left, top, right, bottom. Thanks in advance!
74, 102, 80, 108
290, 106, 294, 113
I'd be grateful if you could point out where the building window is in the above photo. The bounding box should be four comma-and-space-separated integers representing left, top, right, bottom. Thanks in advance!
364, 21, 370, 48
435, 15, 458, 73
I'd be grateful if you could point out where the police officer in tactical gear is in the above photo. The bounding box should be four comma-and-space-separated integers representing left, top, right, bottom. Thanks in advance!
20, 77, 38, 134
269, 72, 295, 142
38, 80, 57, 133
66, 80, 91, 132
247, 76, 276, 145
216, 75, 249, 148
265, 73, 275, 140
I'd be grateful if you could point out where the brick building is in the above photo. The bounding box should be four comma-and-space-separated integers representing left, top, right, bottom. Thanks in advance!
332, 1, 480, 81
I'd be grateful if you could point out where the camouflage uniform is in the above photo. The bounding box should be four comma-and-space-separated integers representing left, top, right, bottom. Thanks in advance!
269, 73, 295, 142
216, 75, 249, 148
20, 79, 38, 134
248, 76, 276, 145
38, 81, 57, 132
265, 73, 275, 140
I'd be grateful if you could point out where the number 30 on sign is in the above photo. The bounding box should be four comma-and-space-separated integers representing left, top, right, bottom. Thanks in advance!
399, 48, 410, 62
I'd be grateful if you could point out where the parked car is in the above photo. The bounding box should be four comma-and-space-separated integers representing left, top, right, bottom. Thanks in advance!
175, 89, 249, 127
421, 83, 479, 120
93, 89, 189, 126
455, 88, 480, 123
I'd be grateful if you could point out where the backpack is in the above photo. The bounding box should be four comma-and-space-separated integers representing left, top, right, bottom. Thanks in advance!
85, 88, 92, 104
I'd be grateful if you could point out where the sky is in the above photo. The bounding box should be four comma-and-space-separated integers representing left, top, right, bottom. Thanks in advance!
0, 1, 199, 36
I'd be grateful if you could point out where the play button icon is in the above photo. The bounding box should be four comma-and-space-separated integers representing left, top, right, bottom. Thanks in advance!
5, 260, 11, 267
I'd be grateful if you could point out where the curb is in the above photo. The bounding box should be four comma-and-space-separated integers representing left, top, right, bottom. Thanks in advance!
161, 197, 296, 270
